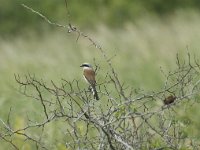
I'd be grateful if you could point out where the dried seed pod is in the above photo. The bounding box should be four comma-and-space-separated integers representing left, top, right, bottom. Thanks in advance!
163, 95, 176, 105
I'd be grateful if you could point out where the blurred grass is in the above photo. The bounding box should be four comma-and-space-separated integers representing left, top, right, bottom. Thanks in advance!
2, 0, 200, 35
1, 12, 200, 149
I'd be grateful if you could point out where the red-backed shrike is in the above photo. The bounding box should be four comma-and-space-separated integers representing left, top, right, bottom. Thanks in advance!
80, 63, 99, 100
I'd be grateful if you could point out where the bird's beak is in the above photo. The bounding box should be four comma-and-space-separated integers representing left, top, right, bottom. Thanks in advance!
80, 64, 83, 67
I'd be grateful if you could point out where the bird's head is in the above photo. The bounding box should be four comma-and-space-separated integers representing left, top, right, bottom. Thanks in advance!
80, 63, 92, 69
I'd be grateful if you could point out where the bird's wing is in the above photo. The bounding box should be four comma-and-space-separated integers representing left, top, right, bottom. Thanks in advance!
83, 68, 96, 86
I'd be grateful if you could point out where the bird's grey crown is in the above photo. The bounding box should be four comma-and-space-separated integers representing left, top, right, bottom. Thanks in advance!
80, 63, 92, 68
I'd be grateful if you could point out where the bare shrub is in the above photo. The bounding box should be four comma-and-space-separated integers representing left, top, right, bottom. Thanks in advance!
1, 3, 200, 150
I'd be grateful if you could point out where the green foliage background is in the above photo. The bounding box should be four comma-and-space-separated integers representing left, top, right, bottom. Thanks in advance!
1, 0, 200, 35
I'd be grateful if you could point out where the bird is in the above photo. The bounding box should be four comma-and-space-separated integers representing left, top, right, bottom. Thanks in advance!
80, 63, 99, 100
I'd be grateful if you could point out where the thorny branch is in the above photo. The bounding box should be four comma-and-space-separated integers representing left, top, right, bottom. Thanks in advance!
0, 2, 200, 150
1, 56, 199, 150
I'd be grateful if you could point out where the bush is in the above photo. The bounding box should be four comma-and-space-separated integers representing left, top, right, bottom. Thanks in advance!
1, 22, 200, 149
1, 2, 200, 149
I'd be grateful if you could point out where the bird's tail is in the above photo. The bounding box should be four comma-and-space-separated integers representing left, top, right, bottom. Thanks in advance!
92, 86, 99, 100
